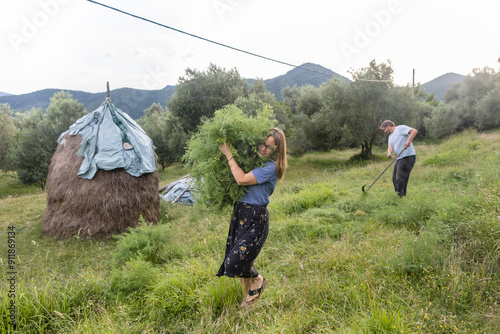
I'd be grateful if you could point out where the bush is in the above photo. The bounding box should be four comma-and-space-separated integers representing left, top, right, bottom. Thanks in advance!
113, 219, 181, 267
110, 258, 161, 295
183, 104, 276, 208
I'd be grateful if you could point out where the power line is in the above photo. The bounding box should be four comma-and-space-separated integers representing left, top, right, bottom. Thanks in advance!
86, 0, 335, 78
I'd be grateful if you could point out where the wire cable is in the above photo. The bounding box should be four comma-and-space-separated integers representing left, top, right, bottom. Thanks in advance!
86, 0, 335, 78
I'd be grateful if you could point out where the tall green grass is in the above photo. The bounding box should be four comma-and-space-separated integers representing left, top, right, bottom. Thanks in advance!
1, 129, 499, 333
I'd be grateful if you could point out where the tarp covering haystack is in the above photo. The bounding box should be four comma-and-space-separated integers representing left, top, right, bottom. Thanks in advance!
42, 98, 160, 240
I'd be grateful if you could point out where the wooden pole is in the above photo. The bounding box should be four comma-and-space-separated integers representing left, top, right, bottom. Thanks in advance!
412, 69, 415, 98
106, 81, 110, 101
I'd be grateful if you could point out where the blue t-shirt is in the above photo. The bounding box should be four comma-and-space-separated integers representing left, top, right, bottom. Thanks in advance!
239, 161, 278, 206
388, 125, 416, 160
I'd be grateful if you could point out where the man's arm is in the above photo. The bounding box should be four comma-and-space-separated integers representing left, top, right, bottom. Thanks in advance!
404, 128, 418, 149
387, 144, 394, 158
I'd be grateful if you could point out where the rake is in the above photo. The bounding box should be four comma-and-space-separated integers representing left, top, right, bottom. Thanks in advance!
362, 148, 406, 193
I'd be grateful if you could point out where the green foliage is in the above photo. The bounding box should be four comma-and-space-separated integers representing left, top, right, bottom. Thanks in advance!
420, 129, 479, 166
423, 103, 460, 138
237, 78, 293, 133
7, 91, 85, 189
138, 103, 188, 167
45, 91, 86, 130
391, 228, 448, 276
110, 258, 161, 295
0, 273, 108, 333
475, 84, 500, 130
112, 220, 181, 267
271, 182, 339, 215
168, 63, 248, 134
8, 108, 53, 190
184, 104, 276, 208
440, 67, 500, 134
1, 128, 500, 333
285, 60, 432, 156
0, 104, 16, 170
0, 171, 41, 198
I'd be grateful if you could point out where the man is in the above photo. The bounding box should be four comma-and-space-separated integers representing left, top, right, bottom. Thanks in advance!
380, 120, 418, 197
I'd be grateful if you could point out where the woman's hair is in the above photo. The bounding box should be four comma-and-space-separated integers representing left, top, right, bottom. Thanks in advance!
269, 128, 287, 181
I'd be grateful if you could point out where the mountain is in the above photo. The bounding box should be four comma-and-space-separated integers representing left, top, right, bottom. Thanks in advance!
0, 65, 464, 120
0, 86, 177, 120
260, 63, 350, 101
0, 63, 348, 119
420, 72, 466, 101
0, 91, 12, 97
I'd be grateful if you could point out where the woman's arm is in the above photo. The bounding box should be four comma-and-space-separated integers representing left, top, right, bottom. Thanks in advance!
220, 143, 258, 186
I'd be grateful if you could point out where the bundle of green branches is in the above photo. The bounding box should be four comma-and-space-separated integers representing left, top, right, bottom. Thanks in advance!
183, 104, 277, 209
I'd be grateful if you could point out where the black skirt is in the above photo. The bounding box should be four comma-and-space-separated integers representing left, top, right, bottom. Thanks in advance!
216, 202, 269, 278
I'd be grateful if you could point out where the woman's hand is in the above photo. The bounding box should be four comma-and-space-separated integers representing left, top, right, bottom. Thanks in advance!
219, 142, 232, 158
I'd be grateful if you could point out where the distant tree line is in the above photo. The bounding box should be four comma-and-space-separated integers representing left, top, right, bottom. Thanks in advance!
1, 61, 499, 189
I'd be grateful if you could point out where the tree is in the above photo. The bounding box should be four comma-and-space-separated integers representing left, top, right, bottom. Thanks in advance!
138, 103, 169, 168
281, 85, 300, 114
439, 67, 499, 134
298, 79, 351, 152
236, 79, 293, 133
344, 60, 395, 156
46, 91, 86, 131
138, 103, 188, 167
8, 91, 85, 190
167, 63, 248, 134
475, 85, 500, 130
423, 104, 459, 138
296, 85, 323, 117
453, 68, 497, 130
9, 108, 53, 190
0, 104, 16, 171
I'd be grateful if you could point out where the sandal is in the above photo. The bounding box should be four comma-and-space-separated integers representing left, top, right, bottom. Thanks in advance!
246, 278, 267, 304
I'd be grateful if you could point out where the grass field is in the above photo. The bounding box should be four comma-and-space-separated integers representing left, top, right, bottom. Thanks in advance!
1, 129, 499, 333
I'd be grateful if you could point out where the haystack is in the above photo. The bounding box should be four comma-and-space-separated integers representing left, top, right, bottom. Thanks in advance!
42, 99, 160, 240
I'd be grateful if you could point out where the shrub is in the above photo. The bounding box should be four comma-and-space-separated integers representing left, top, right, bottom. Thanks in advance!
110, 258, 161, 295
113, 219, 181, 267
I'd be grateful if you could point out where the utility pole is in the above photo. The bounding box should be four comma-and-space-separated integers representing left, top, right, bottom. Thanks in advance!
412, 69, 415, 98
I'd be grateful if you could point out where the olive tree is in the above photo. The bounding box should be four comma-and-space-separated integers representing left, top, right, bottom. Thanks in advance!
0, 104, 16, 171
167, 63, 248, 135
9, 91, 85, 190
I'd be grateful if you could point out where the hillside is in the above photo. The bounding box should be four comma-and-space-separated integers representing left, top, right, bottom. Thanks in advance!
421, 72, 465, 101
0, 130, 498, 332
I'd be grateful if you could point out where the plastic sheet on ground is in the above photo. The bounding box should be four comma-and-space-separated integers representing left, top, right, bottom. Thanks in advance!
160, 177, 198, 205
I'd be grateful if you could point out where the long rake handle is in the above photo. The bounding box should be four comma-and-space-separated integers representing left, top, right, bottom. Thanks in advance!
365, 148, 407, 191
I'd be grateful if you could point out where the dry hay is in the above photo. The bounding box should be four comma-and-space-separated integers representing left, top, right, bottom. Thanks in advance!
42, 133, 160, 240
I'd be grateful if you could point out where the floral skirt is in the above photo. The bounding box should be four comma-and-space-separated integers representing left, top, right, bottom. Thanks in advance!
216, 202, 269, 278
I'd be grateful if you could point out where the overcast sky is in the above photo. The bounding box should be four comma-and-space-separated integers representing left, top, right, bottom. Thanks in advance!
1, 0, 499, 96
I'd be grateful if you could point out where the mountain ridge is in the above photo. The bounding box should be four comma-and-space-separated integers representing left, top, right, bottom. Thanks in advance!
0, 64, 462, 119
420, 72, 466, 101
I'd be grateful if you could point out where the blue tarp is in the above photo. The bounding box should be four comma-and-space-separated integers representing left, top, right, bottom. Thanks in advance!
160, 177, 198, 205
58, 100, 157, 179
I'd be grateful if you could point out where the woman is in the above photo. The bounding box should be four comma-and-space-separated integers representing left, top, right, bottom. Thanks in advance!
216, 128, 287, 305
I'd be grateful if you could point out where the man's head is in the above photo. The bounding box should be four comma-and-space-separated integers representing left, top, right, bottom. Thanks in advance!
380, 120, 395, 134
